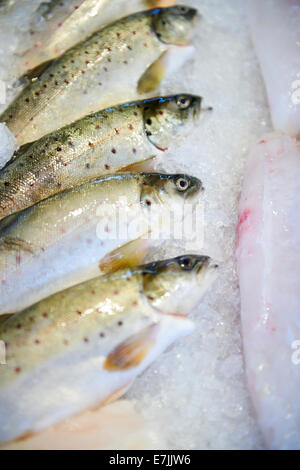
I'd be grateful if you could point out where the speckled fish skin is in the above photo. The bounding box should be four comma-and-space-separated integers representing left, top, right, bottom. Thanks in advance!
22, 1, 175, 71
0, 254, 217, 443
0, 5, 198, 145
22, 1, 153, 67
0, 172, 202, 314
0, 94, 201, 221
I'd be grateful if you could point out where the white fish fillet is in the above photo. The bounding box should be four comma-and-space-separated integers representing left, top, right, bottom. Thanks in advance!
248, 0, 300, 137
236, 133, 300, 449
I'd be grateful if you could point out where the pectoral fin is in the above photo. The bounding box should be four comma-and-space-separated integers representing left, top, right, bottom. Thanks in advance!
137, 51, 168, 94
104, 324, 157, 371
118, 155, 156, 173
99, 236, 151, 274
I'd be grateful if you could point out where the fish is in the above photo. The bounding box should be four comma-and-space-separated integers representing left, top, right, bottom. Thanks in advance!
236, 133, 300, 449
21, 1, 176, 72
248, 0, 300, 137
0, 5, 199, 145
0, 172, 202, 314
0, 254, 218, 443
0, 94, 202, 221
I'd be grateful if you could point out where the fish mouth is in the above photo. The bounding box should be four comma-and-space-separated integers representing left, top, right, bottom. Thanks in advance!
184, 175, 204, 201
196, 257, 219, 278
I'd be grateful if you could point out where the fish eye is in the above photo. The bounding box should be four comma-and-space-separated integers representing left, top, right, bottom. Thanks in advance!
176, 96, 190, 109
176, 177, 189, 192
179, 256, 194, 270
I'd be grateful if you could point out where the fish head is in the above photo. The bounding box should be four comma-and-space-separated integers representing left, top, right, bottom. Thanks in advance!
143, 94, 201, 151
142, 255, 218, 314
152, 5, 198, 45
139, 173, 203, 211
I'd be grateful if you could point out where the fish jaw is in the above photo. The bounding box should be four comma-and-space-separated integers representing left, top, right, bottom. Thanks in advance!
236, 133, 300, 449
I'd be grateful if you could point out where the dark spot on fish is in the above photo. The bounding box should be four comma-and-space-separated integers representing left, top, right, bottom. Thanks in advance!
64, 79, 69, 84
15, 367, 21, 374
144, 43, 148, 47
104, 67, 108, 72
85, 60, 89, 64
25, 98, 30, 102
16, 324, 22, 329
88, 142, 94, 148
115, 128, 119, 134
145, 199, 151, 206
63, 339, 69, 345
132, 148, 136, 154
116, 32, 120, 38
111, 148, 116, 154
91, 290, 96, 295
81, 70, 85, 74
84, 337, 89, 343
95, 125, 100, 130
55, 81, 58, 85
86, 163, 90, 169
42, 312, 48, 318
128, 124, 133, 130
99, 332, 105, 338
132, 301, 138, 306
34, 339, 40, 344
146, 131, 152, 136
56, 147, 62, 152
147, 118, 152, 125
123, 60, 128, 65
105, 164, 110, 170
132, 31, 136, 35
29, 117, 34, 121
107, 47, 112, 52
127, 45, 132, 50
118, 321, 123, 326
43, 84, 47, 88
134, 112, 138, 116
4, 182, 10, 187
98, 82, 102, 86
